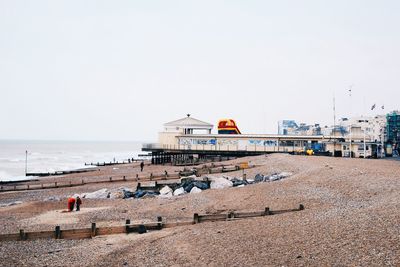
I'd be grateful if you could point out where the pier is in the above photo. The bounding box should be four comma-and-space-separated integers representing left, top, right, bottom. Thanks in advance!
143, 134, 341, 165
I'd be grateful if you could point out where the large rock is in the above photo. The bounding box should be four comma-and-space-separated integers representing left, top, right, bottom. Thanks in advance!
231, 178, 248, 187
159, 186, 173, 195
109, 191, 125, 199
84, 188, 110, 199
173, 187, 186, 196
159, 186, 173, 198
190, 187, 202, 194
254, 174, 264, 183
210, 177, 233, 189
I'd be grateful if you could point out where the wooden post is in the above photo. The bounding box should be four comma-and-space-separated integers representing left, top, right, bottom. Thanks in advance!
299, 204, 305, 210
150, 173, 153, 180
264, 207, 270, 216
82, 179, 84, 185
91, 223, 96, 237
125, 219, 131, 234
123, 176, 126, 181
55, 182, 57, 188
193, 213, 199, 224
136, 174, 139, 181
157, 216, 162, 230
19, 229, 26, 241
41, 184, 44, 189
27, 185, 29, 190
109, 177, 112, 182
14, 185, 16, 190
138, 225, 147, 234
69, 181, 72, 187
55, 226, 61, 239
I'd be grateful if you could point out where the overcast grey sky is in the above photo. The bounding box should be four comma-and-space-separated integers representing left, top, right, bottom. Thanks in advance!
1, 0, 399, 141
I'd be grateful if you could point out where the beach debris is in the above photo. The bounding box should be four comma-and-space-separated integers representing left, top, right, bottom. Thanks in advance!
173, 187, 186, 196
0, 201, 23, 208
190, 187, 202, 194
209, 177, 233, 189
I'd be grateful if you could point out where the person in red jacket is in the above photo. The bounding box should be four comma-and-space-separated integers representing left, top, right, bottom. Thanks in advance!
67, 197, 75, 212
76, 196, 82, 211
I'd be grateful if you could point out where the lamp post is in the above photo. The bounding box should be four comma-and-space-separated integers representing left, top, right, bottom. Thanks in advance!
25, 150, 28, 176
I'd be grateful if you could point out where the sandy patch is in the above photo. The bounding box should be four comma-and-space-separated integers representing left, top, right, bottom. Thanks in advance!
26, 207, 109, 226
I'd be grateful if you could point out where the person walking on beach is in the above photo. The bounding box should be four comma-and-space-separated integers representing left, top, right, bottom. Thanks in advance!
67, 197, 75, 212
76, 196, 82, 211
140, 161, 144, 172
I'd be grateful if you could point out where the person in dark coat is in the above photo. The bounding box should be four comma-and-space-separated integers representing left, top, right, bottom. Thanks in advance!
76, 196, 82, 211
140, 161, 144, 172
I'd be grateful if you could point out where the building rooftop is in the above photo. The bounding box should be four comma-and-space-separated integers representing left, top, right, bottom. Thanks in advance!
164, 114, 213, 129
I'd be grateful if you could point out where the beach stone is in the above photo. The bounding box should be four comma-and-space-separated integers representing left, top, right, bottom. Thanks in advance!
254, 174, 264, 183
133, 190, 147, 199
210, 177, 233, 189
158, 186, 173, 198
84, 188, 109, 199
173, 187, 186, 196
109, 191, 124, 199
159, 186, 173, 195
190, 187, 202, 194
231, 178, 248, 187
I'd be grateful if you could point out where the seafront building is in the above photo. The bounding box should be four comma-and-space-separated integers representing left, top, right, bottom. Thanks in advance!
143, 113, 397, 164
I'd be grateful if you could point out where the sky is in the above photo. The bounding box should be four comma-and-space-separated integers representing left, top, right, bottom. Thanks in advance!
1, 0, 399, 141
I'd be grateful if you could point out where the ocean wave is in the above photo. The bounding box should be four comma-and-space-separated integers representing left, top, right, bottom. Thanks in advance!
0, 158, 24, 163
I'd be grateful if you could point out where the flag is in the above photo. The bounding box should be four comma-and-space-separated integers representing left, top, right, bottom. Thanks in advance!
371, 104, 376, 110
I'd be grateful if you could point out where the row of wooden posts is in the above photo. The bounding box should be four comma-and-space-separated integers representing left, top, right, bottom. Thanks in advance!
0, 205, 304, 242
0, 164, 248, 193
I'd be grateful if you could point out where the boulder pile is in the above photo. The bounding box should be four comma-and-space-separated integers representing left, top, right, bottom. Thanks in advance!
68, 172, 293, 200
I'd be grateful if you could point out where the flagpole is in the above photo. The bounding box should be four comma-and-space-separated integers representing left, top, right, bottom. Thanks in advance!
363, 97, 366, 159
333, 92, 336, 157
349, 85, 353, 158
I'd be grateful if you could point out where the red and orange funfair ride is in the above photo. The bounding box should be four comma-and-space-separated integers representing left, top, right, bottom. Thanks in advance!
217, 119, 241, 134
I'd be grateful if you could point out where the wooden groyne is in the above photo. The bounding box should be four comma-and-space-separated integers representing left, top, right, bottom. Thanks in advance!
84, 159, 143, 167
0, 205, 304, 242
26, 168, 99, 177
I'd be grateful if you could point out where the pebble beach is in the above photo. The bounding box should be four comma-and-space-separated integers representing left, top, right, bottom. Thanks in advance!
1, 154, 399, 266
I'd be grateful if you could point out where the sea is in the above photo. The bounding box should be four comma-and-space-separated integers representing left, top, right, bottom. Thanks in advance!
0, 140, 145, 182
